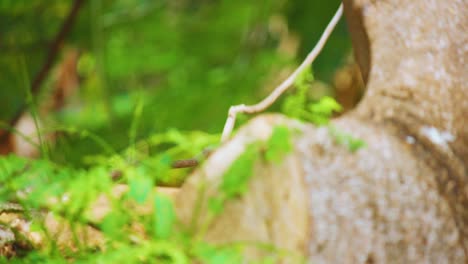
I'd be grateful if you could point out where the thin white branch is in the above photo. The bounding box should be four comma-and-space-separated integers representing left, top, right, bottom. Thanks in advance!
221, 3, 344, 142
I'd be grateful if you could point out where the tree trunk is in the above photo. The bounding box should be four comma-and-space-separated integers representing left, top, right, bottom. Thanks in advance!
175, 0, 467, 262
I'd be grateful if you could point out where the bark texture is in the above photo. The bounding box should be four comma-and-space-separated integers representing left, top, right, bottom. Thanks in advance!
176, 0, 467, 263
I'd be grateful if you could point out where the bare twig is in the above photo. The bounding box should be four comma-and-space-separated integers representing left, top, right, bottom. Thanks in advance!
172, 158, 199, 169
0, 0, 85, 145
221, 3, 344, 142
171, 147, 215, 169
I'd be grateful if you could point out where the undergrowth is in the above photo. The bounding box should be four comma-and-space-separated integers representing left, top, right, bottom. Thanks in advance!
282, 67, 365, 152
1, 129, 218, 262
1, 67, 365, 263
0, 124, 300, 263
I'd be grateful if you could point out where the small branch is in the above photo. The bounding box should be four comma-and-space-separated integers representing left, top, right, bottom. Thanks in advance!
31, 0, 85, 101
0, 0, 85, 145
221, 3, 344, 142
171, 147, 213, 169
171, 158, 199, 169
109, 158, 201, 182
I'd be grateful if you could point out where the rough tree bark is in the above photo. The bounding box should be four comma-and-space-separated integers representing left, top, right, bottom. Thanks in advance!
175, 0, 467, 263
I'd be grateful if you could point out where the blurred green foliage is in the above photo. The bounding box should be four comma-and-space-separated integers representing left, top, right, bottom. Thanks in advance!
0, 125, 303, 263
0, 0, 349, 166
282, 68, 342, 124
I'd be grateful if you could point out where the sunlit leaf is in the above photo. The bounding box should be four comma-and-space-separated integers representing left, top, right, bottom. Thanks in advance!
328, 125, 366, 153
208, 196, 225, 215
128, 168, 153, 204
193, 242, 243, 264
220, 143, 259, 198
265, 126, 292, 163
153, 193, 175, 239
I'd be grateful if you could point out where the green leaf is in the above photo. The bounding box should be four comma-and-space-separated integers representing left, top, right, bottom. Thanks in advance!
150, 241, 189, 263
347, 138, 367, 152
208, 196, 225, 215
308, 96, 342, 115
294, 67, 314, 87
265, 126, 292, 163
305, 96, 342, 125
193, 242, 243, 264
283, 69, 342, 126
328, 126, 366, 152
207, 143, 259, 215
220, 143, 259, 198
101, 211, 129, 238
282, 68, 313, 120
128, 168, 153, 204
153, 193, 175, 239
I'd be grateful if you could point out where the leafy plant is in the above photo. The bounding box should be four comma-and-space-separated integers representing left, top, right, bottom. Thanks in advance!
264, 125, 292, 162
281, 68, 365, 153
0, 124, 300, 262
208, 143, 260, 215
328, 125, 366, 152
282, 68, 342, 124
0, 128, 213, 261
208, 125, 292, 215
